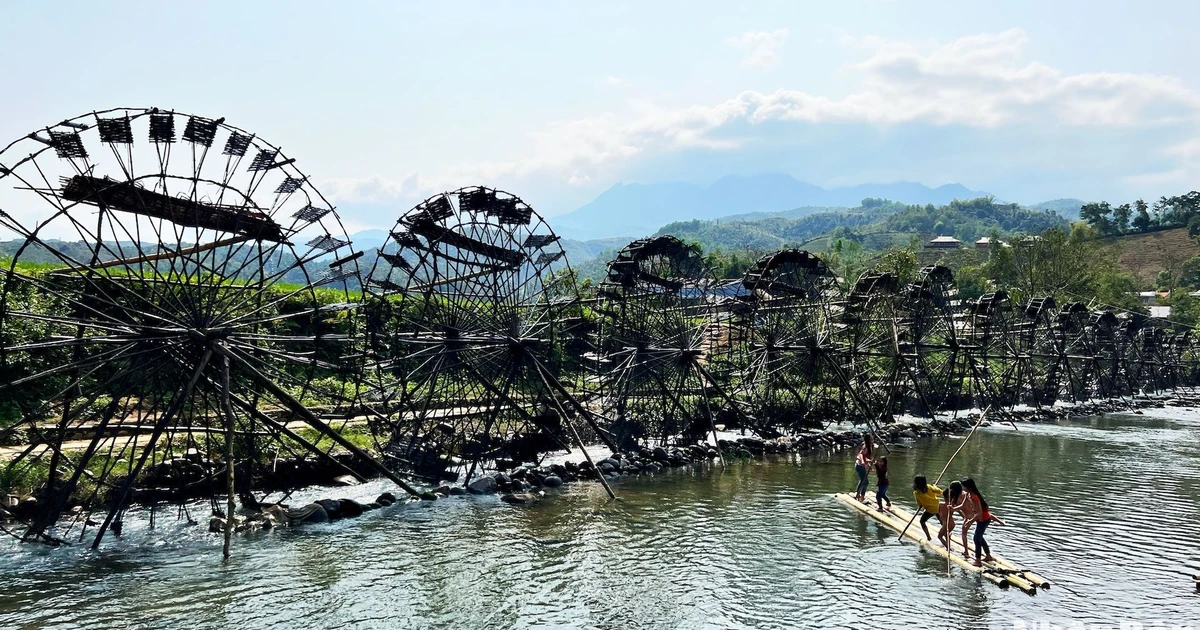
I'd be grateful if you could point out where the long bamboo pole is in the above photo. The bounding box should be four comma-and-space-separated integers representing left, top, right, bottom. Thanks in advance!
220, 353, 236, 559
896, 405, 993, 544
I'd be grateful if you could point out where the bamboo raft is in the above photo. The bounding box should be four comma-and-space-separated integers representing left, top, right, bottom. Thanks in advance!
835, 492, 1051, 595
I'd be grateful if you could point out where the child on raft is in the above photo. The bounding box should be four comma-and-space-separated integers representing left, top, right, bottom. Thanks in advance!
912, 475, 945, 541
853, 434, 874, 503
937, 480, 963, 548
874, 456, 891, 511
957, 477, 1007, 566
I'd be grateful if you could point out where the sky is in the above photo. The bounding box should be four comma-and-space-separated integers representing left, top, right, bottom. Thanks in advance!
2, 1, 1199, 232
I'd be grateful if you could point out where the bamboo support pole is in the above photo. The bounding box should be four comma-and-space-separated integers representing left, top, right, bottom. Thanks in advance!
533, 365, 618, 501
220, 353, 236, 559
91, 349, 214, 549
214, 345, 421, 497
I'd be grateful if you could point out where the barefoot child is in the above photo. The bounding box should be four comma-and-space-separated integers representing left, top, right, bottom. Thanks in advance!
937, 481, 963, 548
853, 434, 874, 502
874, 456, 891, 511
912, 475, 942, 540
961, 477, 1006, 565
954, 477, 981, 558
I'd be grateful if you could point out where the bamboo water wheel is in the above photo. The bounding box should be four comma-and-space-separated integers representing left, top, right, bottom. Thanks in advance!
0, 108, 378, 546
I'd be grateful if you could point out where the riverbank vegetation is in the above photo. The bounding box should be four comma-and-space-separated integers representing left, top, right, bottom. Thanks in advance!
571, 196, 1152, 316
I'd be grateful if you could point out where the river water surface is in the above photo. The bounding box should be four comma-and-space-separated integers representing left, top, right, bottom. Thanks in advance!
1, 409, 1198, 629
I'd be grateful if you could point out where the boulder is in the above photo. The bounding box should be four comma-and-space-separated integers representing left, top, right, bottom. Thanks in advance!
449, 486, 468, 496
467, 476, 497, 494
286, 503, 329, 524
317, 499, 343, 519
339, 499, 365, 518
500, 491, 544, 505
542, 475, 563, 488
331, 474, 360, 487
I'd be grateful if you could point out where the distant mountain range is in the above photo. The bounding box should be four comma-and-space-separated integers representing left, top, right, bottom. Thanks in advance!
1027, 198, 1086, 220
548, 174, 991, 240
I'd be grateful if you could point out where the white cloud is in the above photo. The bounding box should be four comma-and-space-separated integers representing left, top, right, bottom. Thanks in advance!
1125, 136, 1200, 188
603, 76, 631, 88
323, 29, 1200, 209
725, 29, 790, 69
320, 172, 428, 204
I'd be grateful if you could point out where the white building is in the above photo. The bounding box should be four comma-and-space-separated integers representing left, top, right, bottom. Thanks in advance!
926, 235, 963, 249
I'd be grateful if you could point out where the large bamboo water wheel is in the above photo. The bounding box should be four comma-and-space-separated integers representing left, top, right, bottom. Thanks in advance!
1014, 296, 1060, 407
734, 249, 842, 433
897, 266, 968, 415
837, 271, 906, 426
362, 187, 608, 485
961, 291, 1021, 408
1053, 302, 1099, 402
592, 236, 736, 448
0, 108, 386, 547
1090, 310, 1123, 398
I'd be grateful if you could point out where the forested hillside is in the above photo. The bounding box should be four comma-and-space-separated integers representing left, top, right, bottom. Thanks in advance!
646, 197, 1065, 258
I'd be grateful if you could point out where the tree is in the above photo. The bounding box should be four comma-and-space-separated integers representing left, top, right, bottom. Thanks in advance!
827, 238, 866, 288
1166, 290, 1200, 327
1132, 199, 1151, 232
875, 249, 919, 285
1155, 191, 1200, 228
1155, 269, 1174, 292
705, 248, 758, 279
1181, 255, 1200, 289
1152, 196, 1168, 226
985, 223, 1141, 310
952, 264, 989, 301
1079, 201, 1115, 236
1112, 203, 1132, 234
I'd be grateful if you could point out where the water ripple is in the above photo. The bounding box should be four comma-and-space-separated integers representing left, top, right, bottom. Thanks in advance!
1, 411, 1198, 629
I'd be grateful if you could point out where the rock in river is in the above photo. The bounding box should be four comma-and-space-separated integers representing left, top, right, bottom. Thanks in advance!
500, 491, 545, 505
467, 476, 497, 494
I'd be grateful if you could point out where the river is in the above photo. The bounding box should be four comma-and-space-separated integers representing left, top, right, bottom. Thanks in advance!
1, 408, 1198, 629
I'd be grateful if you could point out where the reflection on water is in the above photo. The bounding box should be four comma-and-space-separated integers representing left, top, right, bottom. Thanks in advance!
2, 409, 1198, 629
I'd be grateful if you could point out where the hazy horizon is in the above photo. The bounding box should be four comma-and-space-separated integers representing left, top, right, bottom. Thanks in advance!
3, 1, 1198, 232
